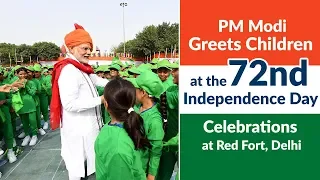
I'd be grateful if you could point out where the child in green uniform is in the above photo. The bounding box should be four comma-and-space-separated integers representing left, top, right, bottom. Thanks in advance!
95, 66, 105, 78
128, 67, 141, 78
163, 133, 179, 180
26, 67, 46, 136
46, 67, 53, 105
15, 67, 38, 146
95, 78, 151, 180
0, 68, 17, 163
127, 71, 165, 179
157, 62, 179, 180
103, 67, 112, 79
95, 66, 112, 124
156, 60, 174, 91
34, 64, 50, 130
6, 67, 22, 139
109, 64, 121, 79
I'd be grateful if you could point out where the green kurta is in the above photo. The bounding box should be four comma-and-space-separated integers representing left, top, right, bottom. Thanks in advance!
156, 85, 179, 180
6, 76, 18, 136
17, 80, 38, 136
0, 81, 14, 149
31, 78, 41, 129
95, 124, 146, 180
45, 75, 52, 104
164, 85, 178, 141
37, 76, 49, 122
9, 76, 19, 84
137, 103, 164, 176
17, 80, 37, 114
3, 76, 11, 84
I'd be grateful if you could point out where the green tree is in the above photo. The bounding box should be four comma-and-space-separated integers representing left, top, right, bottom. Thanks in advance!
157, 22, 179, 53
16, 44, 36, 60
32, 42, 60, 60
114, 22, 179, 57
135, 25, 160, 56
115, 39, 140, 56
0, 43, 17, 64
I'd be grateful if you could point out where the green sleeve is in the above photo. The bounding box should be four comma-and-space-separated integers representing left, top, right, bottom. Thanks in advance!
26, 81, 37, 96
9, 76, 18, 84
5, 93, 12, 106
96, 86, 104, 96
42, 77, 52, 95
107, 154, 135, 180
11, 91, 23, 112
163, 133, 179, 146
166, 88, 178, 109
46, 76, 52, 90
147, 118, 165, 176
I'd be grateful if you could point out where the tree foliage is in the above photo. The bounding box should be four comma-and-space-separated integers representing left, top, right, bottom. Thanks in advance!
113, 22, 179, 57
0, 41, 60, 63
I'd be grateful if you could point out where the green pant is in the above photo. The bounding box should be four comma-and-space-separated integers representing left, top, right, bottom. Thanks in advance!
0, 106, 14, 149
156, 150, 178, 180
48, 95, 51, 106
20, 111, 37, 136
10, 110, 17, 137
39, 94, 49, 122
35, 105, 41, 129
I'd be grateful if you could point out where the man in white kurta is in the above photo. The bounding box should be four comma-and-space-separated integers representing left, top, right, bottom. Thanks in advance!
52, 23, 108, 180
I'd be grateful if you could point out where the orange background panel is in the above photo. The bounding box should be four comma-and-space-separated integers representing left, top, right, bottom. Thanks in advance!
180, 0, 319, 65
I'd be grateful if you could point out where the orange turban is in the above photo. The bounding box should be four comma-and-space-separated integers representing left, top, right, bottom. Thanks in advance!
64, 23, 93, 49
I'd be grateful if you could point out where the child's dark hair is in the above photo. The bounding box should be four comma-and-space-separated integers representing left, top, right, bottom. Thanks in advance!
16, 67, 27, 74
160, 92, 168, 132
104, 78, 151, 150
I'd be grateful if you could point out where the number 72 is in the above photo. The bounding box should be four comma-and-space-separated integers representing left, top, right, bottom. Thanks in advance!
227, 58, 308, 86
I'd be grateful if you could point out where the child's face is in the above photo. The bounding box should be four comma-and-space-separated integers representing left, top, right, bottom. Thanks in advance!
135, 88, 145, 104
104, 72, 111, 79
18, 70, 27, 79
34, 71, 41, 78
157, 68, 171, 82
97, 72, 103, 78
172, 68, 179, 84
27, 71, 33, 79
110, 69, 119, 77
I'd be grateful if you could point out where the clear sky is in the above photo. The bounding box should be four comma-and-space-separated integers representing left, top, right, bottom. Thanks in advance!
0, 0, 179, 52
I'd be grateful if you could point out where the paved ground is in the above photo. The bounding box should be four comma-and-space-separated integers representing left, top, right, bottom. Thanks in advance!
0, 123, 177, 180
0, 127, 95, 180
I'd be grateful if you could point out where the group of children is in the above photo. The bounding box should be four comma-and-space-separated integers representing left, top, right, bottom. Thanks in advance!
0, 64, 52, 178
0, 57, 179, 180
94, 58, 179, 180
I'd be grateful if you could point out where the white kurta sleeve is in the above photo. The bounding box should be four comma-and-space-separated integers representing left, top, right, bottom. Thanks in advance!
58, 64, 101, 112
89, 74, 109, 87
